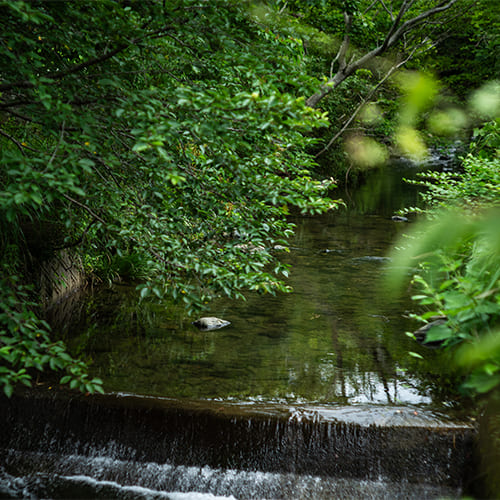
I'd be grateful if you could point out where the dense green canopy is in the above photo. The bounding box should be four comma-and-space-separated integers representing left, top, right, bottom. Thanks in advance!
0, 0, 341, 394
1, 0, 497, 396
1, 0, 339, 301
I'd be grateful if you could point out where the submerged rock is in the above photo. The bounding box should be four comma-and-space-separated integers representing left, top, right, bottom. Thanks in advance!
413, 316, 448, 347
320, 248, 344, 255
192, 317, 231, 331
352, 256, 392, 263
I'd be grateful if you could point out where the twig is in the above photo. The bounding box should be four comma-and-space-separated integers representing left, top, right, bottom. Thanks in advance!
48, 120, 65, 167
62, 193, 106, 225
0, 26, 176, 93
378, 0, 394, 20
52, 218, 98, 250
0, 128, 27, 155
315, 50, 416, 157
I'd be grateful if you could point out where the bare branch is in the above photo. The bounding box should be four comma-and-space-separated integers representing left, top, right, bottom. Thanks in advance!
48, 120, 65, 167
315, 48, 419, 157
363, 0, 379, 15
385, 0, 458, 49
0, 128, 27, 155
337, 12, 353, 73
381, 0, 413, 52
62, 193, 106, 225
374, 0, 394, 20
306, 0, 459, 108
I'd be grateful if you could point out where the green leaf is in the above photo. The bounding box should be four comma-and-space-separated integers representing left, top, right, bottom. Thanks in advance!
132, 142, 149, 152
78, 159, 95, 172
409, 351, 424, 359
3, 383, 13, 398
463, 372, 500, 394
424, 324, 454, 343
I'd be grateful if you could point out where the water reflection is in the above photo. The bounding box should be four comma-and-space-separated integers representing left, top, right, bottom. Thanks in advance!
54, 163, 456, 408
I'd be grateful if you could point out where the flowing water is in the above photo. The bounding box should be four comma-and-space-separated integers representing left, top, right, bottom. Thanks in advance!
50, 159, 458, 409
1, 155, 477, 499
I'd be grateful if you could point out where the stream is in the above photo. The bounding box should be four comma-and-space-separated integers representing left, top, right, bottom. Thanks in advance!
0, 153, 477, 499
50, 156, 458, 409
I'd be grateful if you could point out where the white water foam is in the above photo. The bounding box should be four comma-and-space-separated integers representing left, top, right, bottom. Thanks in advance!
63, 475, 237, 499
1, 449, 462, 500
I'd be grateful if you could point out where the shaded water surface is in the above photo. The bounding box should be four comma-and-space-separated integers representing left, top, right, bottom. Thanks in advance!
53, 162, 459, 410
1, 159, 477, 500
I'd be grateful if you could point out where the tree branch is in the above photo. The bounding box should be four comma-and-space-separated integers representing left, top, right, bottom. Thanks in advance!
0, 26, 175, 93
381, 0, 413, 52
0, 128, 26, 155
315, 49, 418, 157
52, 218, 98, 251
62, 193, 106, 225
369, 0, 394, 20
306, 0, 459, 108
337, 12, 353, 73
385, 0, 458, 50
0, 43, 125, 92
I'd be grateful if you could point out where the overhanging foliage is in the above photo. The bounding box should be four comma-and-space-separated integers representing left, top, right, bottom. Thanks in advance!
0, 0, 341, 395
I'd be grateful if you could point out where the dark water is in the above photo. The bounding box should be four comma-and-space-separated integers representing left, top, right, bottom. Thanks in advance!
1, 159, 476, 500
52, 161, 459, 410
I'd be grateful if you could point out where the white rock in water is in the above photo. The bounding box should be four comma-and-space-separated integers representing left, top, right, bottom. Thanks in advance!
192, 317, 231, 331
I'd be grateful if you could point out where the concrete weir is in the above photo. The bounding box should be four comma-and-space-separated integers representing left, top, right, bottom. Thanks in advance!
0, 390, 476, 499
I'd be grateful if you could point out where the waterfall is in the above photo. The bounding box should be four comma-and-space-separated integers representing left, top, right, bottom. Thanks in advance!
1, 391, 475, 499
